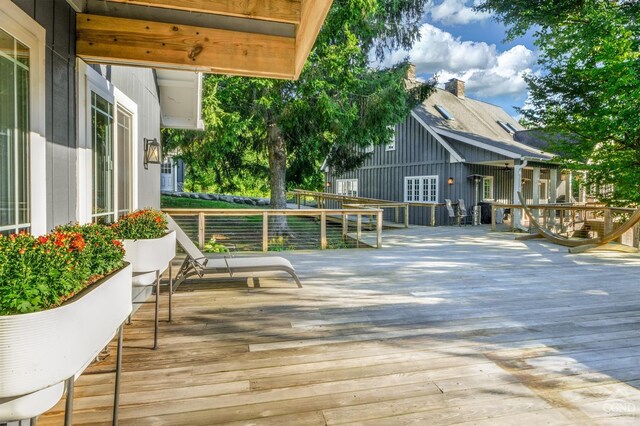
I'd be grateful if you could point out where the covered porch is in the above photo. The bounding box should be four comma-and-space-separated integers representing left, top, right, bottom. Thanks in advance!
39, 226, 640, 424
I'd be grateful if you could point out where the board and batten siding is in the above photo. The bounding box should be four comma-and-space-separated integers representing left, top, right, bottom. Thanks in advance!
328, 114, 564, 226
12, 0, 78, 230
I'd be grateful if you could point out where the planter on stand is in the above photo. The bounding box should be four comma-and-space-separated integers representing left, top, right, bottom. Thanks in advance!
0, 263, 133, 424
122, 230, 176, 349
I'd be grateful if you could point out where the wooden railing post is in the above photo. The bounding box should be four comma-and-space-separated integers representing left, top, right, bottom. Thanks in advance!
604, 209, 613, 236
633, 222, 640, 249
356, 214, 362, 248
430, 205, 436, 227
491, 205, 496, 231
296, 193, 300, 209
320, 211, 327, 250
198, 212, 205, 250
376, 210, 383, 249
404, 205, 409, 228
395, 207, 399, 224
262, 211, 269, 252
342, 214, 348, 238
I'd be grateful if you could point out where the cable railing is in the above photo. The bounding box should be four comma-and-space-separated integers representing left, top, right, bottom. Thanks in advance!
163, 207, 384, 253
289, 189, 442, 227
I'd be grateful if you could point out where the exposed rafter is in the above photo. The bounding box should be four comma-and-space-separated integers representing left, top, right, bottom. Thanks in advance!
73, 0, 333, 79
104, 0, 302, 24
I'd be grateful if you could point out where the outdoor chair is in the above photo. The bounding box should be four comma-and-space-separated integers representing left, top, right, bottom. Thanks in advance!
457, 199, 471, 225
167, 215, 302, 290
444, 199, 459, 226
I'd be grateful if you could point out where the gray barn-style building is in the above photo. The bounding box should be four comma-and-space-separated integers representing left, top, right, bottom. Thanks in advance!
325, 78, 569, 227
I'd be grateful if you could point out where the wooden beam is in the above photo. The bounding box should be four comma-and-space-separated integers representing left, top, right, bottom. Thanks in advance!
76, 14, 295, 79
294, 0, 332, 78
105, 0, 302, 24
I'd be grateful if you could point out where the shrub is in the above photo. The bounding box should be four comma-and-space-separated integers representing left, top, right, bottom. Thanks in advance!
203, 236, 229, 253
0, 225, 125, 315
112, 209, 168, 240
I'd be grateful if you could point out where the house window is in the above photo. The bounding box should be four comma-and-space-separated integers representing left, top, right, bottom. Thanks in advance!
364, 142, 374, 153
0, 28, 30, 235
539, 179, 549, 203
482, 176, 494, 200
386, 125, 396, 151
116, 108, 133, 218
161, 160, 172, 174
336, 179, 358, 197
404, 176, 438, 203
91, 92, 114, 224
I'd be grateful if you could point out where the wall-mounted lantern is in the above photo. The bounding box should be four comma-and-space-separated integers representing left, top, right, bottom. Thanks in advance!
325, 181, 332, 188
144, 138, 161, 170
447, 177, 454, 185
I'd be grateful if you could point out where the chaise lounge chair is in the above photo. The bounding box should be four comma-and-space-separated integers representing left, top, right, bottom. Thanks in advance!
167, 215, 302, 290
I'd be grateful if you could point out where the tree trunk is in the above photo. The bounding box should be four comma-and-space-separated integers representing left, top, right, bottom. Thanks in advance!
267, 122, 289, 236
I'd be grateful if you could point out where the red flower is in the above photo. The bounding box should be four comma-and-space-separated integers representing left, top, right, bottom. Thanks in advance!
38, 236, 48, 244
113, 239, 123, 247
18, 247, 26, 255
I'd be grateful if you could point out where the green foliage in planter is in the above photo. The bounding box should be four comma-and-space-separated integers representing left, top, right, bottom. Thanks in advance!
0, 225, 125, 315
112, 209, 168, 240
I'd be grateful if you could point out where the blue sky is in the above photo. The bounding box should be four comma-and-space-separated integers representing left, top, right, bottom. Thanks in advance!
380, 0, 539, 117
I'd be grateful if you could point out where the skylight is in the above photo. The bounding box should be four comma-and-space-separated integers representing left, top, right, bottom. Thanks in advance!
506, 122, 519, 133
497, 120, 514, 134
435, 105, 454, 120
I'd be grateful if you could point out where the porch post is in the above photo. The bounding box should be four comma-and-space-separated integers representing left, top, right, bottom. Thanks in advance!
566, 171, 573, 202
549, 168, 558, 226
532, 167, 541, 221
512, 160, 522, 229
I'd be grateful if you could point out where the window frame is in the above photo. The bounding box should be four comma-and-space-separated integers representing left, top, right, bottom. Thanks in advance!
336, 178, 358, 197
482, 176, 494, 201
404, 175, 438, 203
0, 1, 46, 235
385, 125, 396, 151
78, 61, 139, 224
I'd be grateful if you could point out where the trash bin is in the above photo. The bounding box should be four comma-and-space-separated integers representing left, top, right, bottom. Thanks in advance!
472, 205, 481, 226
478, 202, 492, 224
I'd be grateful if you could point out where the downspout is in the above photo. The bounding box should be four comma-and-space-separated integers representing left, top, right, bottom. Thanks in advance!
512, 159, 528, 230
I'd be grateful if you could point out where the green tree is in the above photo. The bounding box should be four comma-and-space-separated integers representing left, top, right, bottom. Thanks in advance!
164, 0, 434, 214
476, 0, 640, 204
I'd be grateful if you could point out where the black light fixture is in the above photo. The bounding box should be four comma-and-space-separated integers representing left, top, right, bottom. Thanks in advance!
144, 138, 161, 170
325, 181, 332, 188
447, 177, 454, 185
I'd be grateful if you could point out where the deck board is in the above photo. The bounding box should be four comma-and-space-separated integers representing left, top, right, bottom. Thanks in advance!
38, 226, 640, 425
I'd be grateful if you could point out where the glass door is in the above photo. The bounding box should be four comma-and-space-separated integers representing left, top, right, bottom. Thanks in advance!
0, 28, 30, 235
91, 91, 114, 223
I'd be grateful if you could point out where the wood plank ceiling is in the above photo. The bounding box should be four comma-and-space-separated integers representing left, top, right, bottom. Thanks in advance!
72, 0, 333, 80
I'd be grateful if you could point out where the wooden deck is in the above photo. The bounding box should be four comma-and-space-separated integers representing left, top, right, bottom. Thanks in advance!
39, 226, 640, 425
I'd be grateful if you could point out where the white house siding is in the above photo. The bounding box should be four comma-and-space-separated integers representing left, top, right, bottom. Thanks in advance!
99, 65, 162, 210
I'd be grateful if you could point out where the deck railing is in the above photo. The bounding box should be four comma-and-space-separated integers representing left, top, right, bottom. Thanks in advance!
290, 189, 442, 227
491, 203, 640, 248
163, 207, 384, 252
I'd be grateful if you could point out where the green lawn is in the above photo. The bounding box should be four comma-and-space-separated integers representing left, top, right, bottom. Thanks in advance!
160, 195, 257, 209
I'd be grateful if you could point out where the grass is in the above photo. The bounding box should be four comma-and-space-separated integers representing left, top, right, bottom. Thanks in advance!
160, 195, 257, 209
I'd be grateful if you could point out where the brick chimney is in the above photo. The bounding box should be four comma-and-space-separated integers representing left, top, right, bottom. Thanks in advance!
406, 64, 416, 81
445, 78, 465, 98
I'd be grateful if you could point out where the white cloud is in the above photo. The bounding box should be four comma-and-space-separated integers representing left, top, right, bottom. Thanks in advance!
426, 0, 492, 25
379, 24, 538, 99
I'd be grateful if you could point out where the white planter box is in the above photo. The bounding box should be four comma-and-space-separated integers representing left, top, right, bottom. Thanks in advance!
123, 231, 176, 286
0, 264, 133, 421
